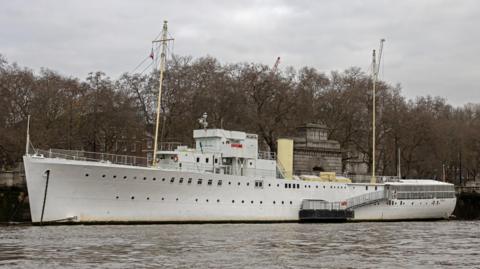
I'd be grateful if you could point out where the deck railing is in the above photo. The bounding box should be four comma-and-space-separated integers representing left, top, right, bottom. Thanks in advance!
33, 149, 149, 167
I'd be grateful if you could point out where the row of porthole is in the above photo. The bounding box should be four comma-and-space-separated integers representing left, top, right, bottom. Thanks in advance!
89, 173, 349, 190
387, 200, 441, 206
115, 195, 294, 205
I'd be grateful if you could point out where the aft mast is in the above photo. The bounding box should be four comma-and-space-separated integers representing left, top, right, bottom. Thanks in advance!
152, 21, 174, 166
371, 38, 385, 184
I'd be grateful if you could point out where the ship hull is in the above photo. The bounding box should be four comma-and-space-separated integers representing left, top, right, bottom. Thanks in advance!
23, 156, 456, 224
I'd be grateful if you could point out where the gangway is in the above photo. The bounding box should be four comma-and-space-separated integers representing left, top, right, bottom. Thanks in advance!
299, 190, 387, 222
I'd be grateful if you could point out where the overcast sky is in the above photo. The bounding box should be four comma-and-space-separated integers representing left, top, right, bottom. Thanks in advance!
1, 0, 478, 106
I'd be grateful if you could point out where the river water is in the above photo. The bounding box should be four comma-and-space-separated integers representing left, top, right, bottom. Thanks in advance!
0, 221, 478, 269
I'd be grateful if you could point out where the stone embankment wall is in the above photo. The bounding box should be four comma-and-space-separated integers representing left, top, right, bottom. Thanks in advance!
0, 172, 31, 223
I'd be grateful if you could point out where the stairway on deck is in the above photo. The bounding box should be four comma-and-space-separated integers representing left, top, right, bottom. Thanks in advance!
299, 190, 387, 222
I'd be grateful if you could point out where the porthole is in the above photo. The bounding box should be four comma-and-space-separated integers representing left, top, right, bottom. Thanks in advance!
115, 196, 119, 199
179, 178, 184, 183
241, 200, 244, 203
217, 199, 220, 203
146, 197, 150, 200
251, 200, 254, 204
170, 178, 175, 183
131, 196, 135, 200
85, 173, 89, 177
162, 178, 166, 182
143, 177, 147, 180
123, 176, 127, 179
102, 174, 106, 178
113, 175, 117, 179
316, 186, 318, 189
153, 177, 157, 181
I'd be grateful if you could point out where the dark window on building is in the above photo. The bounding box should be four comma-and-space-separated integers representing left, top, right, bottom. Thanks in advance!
285, 183, 288, 188
143, 177, 147, 180
131, 196, 135, 200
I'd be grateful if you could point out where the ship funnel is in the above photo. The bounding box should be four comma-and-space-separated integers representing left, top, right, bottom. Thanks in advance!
277, 138, 293, 179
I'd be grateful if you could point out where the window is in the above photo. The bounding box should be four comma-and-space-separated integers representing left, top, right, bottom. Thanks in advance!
254, 180, 263, 188
238, 182, 241, 186
115, 196, 119, 199
217, 199, 220, 203
113, 175, 117, 179
247, 182, 250, 186
146, 197, 150, 200
214, 158, 218, 164
285, 183, 288, 188
162, 178, 166, 182
366, 186, 369, 190
143, 177, 147, 180
170, 177, 175, 183
153, 177, 157, 181
123, 176, 127, 179
241, 200, 244, 203
232, 200, 235, 203
375, 186, 378, 191
228, 181, 231, 185
196, 157, 200, 163
205, 158, 209, 163
188, 178, 192, 184
208, 179, 213, 185
179, 178, 184, 183
85, 173, 89, 177
131, 196, 135, 200
197, 179, 203, 185
217, 180, 222, 186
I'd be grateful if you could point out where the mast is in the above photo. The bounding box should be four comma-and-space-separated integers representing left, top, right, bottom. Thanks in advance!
152, 21, 174, 166
25, 115, 30, 155
371, 38, 385, 184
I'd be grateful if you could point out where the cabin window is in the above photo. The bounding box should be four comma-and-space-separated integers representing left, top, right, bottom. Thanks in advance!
217, 180, 222, 186
196, 157, 200, 163
214, 158, 218, 164
366, 186, 369, 191
285, 183, 288, 188
292, 184, 296, 189
206, 158, 209, 163
228, 181, 231, 185
188, 178, 192, 184
170, 177, 174, 183
375, 186, 378, 191
179, 178, 184, 183
208, 179, 213, 185
254, 180, 263, 188
197, 179, 202, 185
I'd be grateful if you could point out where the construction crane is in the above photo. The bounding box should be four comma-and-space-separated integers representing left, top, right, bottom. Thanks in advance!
272, 56, 281, 74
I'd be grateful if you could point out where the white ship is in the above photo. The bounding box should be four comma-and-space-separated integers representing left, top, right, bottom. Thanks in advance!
23, 22, 456, 224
